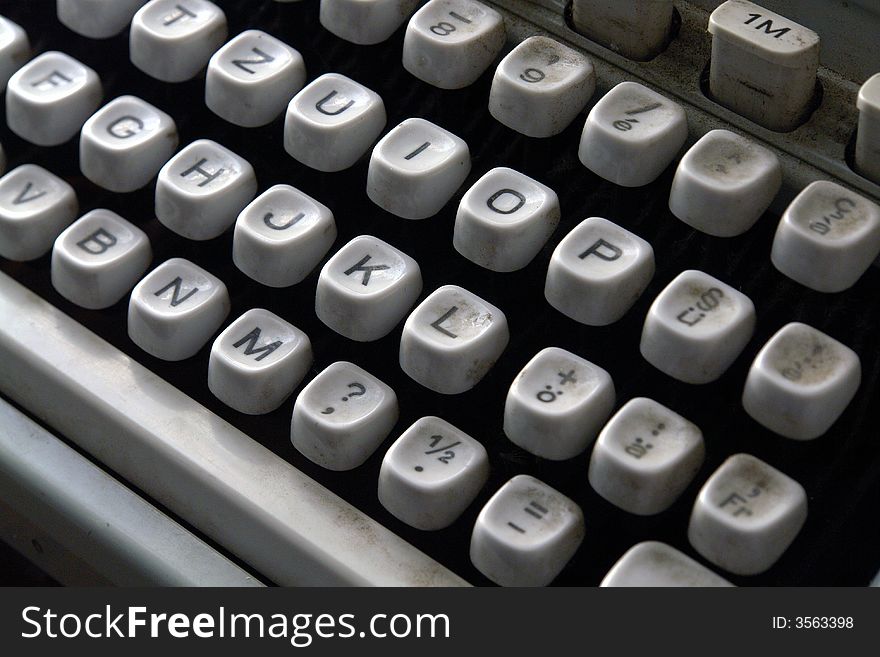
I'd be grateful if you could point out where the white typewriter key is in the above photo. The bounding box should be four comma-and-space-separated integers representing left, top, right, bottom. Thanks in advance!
669, 130, 782, 237
155, 140, 257, 241
707, 0, 819, 132
316, 235, 422, 342
208, 308, 312, 415
57, 0, 149, 39
128, 258, 230, 361
488, 36, 595, 138
320, 0, 420, 45
0, 16, 31, 89
291, 361, 399, 471
232, 184, 337, 288
571, 0, 674, 62
578, 81, 687, 187
51, 209, 151, 309
400, 285, 509, 394
453, 167, 560, 272
470, 475, 584, 586
770, 181, 880, 293
130, 0, 228, 83
600, 542, 733, 587
0, 165, 78, 261
504, 347, 614, 461
688, 453, 807, 575
742, 323, 861, 440
367, 118, 470, 220
284, 73, 386, 172
402, 0, 505, 89
588, 398, 704, 515
641, 270, 755, 384
856, 74, 880, 185
378, 416, 489, 530
6, 51, 102, 146
80, 95, 179, 193
206, 30, 306, 128
545, 217, 654, 326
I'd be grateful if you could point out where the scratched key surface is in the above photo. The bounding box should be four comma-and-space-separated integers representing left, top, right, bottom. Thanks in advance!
0, 0, 878, 585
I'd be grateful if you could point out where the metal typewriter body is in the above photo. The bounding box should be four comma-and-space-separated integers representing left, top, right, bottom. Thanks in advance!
0, 0, 878, 586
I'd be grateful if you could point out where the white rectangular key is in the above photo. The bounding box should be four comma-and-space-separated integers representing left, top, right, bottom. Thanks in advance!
127, 258, 230, 361
367, 117, 470, 220
232, 184, 337, 288
688, 453, 807, 576
545, 216, 655, 326
208, 308, 312, 415
0, 15, 31, 89
291, 361, 399, 471
400, 284, 509, 394
402, 0, 505, 89
707, 0, 819, 131
80, 95, 179, 192
770, 181, 880, 293
856, 73, 880, 185
58, 0, 149, 39
504, 347, 615, 461
470, 475, 584, 586
0, 164, 78, 261
601, 542, 733, 587
669, 129, 781, 237
453, 166, 560, 272
206, 29, 306, 127
130, 0, 228, 82
742, 322, 861, 440
6, 51, 102, 146
51, 209, 152, 309
578, 81, 687, 187
640, 270, 755, 384
378, 416, 489, 530
588, 397, 704, 515
320, 0, 420, 45
155, 139, 257, 240
315, 234, 422, 342
284, 73, 386, 172
571, 0, 674, 62
488, 36, 595, 138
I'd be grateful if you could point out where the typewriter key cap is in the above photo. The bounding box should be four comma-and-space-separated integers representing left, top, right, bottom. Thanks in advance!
378, 416, 489, 530
320, 0, 420, 45
470, 475, 584, 586
57, 0, 148, 39
601, 541, 733, 587
51, 209, 152, 309
315, 235, 423, 342
208, 308, 312, 415
640, 270, 755, 384
128, 258, 230, 361
291, 361, 399, 471
742, 322, 861, 440
688, 453, 807, 575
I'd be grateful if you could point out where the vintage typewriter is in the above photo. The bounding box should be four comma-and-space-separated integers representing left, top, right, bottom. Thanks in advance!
0, 0, 878, 586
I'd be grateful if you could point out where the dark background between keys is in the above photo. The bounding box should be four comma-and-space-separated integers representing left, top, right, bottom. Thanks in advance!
0, 0, 878, 586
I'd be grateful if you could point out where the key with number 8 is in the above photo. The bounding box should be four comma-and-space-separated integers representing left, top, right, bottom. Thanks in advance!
402, 0, 505, 89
